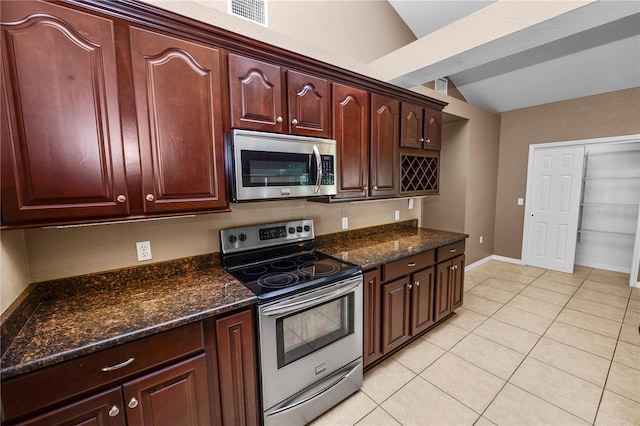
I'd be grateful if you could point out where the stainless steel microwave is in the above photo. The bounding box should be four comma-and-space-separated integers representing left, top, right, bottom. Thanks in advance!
229, 129, 337, 201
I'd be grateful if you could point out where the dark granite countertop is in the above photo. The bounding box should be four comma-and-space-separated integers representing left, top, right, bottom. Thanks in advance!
316, 221, 468, 270
0, 254, 256, 380
1, 220, 467, 381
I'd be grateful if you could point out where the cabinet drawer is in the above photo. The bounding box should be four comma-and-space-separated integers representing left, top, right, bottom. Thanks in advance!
2, 322, 204, 423
436, 241, 466, 263
382, 250, 434, 282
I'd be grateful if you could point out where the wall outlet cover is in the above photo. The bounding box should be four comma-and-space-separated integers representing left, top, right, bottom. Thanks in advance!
136, 241, 152, 261
341, 217, 348, 229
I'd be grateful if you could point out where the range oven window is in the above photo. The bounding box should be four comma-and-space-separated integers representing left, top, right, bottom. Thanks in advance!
241, 150, 334, 187
276, 294, 354, 369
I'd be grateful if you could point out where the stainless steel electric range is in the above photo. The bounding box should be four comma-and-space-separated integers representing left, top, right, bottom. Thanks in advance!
220, 219, 363, 425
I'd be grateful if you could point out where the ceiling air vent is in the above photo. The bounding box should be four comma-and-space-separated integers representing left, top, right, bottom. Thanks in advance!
228, 0, 267, 26
435, 77, 448, 95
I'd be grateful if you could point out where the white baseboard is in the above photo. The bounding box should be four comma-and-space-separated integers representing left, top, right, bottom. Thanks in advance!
465, 255, 522, 272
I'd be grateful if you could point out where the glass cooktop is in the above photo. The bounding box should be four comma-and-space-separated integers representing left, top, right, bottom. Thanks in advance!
227, 251, 360, 301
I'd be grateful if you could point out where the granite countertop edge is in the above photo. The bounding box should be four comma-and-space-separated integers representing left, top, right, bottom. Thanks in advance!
1, 221, 468, 380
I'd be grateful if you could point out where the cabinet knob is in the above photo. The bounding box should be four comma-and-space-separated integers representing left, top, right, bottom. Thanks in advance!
108, 405, 120, 417
450, 266, 454, 271
291, 118, 298, 125
373, 186, 378, 190
276, 116, 283, 123
419, 137, 425, 142
116, 195, 126, 203
407, 284, 413, 289
128, 397, 139, 409
415, 281, 420, 287
145, 193, 155, 202
425, 138, 431, 144
364, 185, 369, 191
454, 265, 458, 270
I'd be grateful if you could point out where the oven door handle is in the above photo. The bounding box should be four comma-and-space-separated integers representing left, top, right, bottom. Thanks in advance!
313, 144, 322, 194
261, 279, 360, 317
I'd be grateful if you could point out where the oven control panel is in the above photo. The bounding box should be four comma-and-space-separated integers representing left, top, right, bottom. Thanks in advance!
220, 219, 314, 254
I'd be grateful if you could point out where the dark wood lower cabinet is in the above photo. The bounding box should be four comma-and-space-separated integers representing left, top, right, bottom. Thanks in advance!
435, 255, 465, 322
410, 267, 435, 335
214, 309, 260, 426
16, 388, 125, 426
363, 269, 382, 367
123, 355, 211, 426
381, 276, 411, 355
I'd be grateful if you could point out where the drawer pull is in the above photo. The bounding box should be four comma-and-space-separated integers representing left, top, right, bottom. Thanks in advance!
101, 357, 135, 372
108, 405, 120, 417
449, 248, 457, 253
407, 262, 416, 267
128, 397, 139, 409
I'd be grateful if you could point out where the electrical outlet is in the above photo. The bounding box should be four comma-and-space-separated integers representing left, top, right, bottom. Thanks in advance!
480, 236, 484, 244
394, 210, 400, 221
517, 198, 524, 206
136, 241, 152, 261
341, 217, 348, 230
408, 198, 414, 210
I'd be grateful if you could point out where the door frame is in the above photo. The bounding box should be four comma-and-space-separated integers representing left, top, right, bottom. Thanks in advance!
522, 134, 640, 287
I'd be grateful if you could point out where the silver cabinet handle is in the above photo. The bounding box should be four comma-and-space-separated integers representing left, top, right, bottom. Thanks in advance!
407, 262, 416, 267
419, 137, 425, 142
116, 195, 126, 203
101, 357, 134, 372
292, 118, 298, 125
415, 281, 420, 287
276, 116, 283, 123
312, 144, 322, 194
450, 248, 457, 253
128, 397, 139, 409
109, 405, 120, 417
426, 138, 431, 144
373, 186, 378, 190
450, 266, 454, 271
145, 194, 155, 202
407, 284, 413, 289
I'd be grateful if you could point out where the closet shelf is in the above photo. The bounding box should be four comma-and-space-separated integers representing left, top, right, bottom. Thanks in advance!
577, 229, 636, 237
581, 202, 640, 208
583, 175, 640, 181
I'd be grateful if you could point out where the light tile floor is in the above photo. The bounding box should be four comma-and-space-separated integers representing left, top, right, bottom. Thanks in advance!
310, 260, 640, 426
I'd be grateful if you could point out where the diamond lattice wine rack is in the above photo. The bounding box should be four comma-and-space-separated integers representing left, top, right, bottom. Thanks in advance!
401, 154, 439, 194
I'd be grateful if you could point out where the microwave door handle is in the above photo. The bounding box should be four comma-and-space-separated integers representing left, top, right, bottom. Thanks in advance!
313, 145, 322, 194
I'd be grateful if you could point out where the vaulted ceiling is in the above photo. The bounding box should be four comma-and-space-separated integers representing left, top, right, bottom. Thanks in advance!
382, 0, 640, 113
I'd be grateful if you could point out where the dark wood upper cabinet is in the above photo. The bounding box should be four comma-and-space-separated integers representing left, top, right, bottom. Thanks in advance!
123, 355, 211, 426
370, 94, 400, 197
228, 53, 330, 138
130, 27, 227, 214
228, 53, 284, 133
0, 1, 130, 225
333, 83, 369, 198
400, 101, 442, 151
287, 69, 330, 137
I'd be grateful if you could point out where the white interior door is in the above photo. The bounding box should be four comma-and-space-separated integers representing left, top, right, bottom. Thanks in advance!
526, 146, 585, 272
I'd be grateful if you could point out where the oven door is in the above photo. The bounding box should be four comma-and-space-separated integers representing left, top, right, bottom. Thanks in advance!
231, 129, 337, 201
258, 275, 363, 415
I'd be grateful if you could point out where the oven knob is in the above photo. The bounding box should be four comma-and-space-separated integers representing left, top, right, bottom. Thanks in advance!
228, 235, 237, 243
304, 225, 311, 232
288, 227, 295, 234
239, 233, 247, 242
296, 226, 303, 232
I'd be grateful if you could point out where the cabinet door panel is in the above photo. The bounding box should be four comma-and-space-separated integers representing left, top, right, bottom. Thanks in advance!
228, 53, 283, 132
1, 2, 129, 224
400, 102, 423, 149
425, 109, 442, 150
130, 27, 226, 213
333, 83, 368, 198
370, 94, 399, 197
215, 309, 260, 426
123, 354, 211, 426
363, 269, 382, 367
411, 267, 435, 335
434, 262, 452, 322
16, 388, 125, 426
287, 70, 330, 137
382, 277, 411, 354
451, 255, 465, 310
